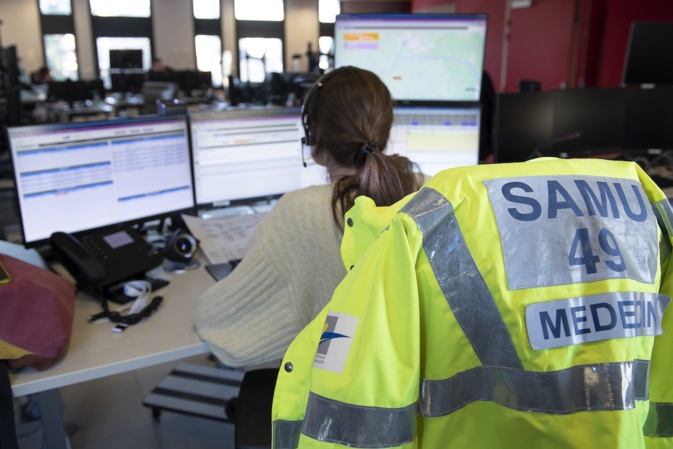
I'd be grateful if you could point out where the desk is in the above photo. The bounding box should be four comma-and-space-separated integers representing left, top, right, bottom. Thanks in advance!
9, 257, 215, 447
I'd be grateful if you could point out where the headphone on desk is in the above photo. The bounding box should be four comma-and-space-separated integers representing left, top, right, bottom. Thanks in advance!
300, 66, 357, 148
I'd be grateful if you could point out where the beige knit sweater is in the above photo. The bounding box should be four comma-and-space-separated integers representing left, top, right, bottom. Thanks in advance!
194, 184, 347, 368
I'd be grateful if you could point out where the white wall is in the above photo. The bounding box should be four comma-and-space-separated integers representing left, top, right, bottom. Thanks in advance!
0, 0, 43, 74
0, 0, 321, 81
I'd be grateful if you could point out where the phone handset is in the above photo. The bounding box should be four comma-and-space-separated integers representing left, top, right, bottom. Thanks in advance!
50, 231, 106, 286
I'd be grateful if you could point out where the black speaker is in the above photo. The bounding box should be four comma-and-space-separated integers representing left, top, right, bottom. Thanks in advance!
163, 229, 200, 272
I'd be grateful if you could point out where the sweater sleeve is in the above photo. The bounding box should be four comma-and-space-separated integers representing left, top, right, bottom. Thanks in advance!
194, 185, 345, 368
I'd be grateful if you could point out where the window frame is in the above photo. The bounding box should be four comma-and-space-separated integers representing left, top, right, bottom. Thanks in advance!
232, 0, 287, 80
38, 0, 79, 80
192, 0, 223, 88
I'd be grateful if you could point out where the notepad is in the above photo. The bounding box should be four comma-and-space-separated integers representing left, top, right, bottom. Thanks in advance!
181, 213, 267, 265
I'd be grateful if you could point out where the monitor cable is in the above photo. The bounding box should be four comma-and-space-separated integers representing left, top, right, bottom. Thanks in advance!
528, 131, 582, 160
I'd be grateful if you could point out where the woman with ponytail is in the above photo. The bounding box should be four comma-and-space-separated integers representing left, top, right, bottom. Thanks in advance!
195, 67, 426, 368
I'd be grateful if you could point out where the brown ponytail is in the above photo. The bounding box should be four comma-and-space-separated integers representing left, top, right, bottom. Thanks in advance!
306, 67, 422, 231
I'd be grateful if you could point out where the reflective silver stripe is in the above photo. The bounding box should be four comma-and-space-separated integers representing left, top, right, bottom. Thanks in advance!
654, 198, 673, 239
273, 420, 302, 449
301, 392, 416, 448
401, 187, 522, 369
419, 360, 650, 416
654, 198, 673, 264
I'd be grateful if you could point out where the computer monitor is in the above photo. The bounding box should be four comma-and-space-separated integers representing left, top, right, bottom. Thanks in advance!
109, 49, 144, 70
551, 88, 625, 157
334, 13, 487, 104
8, 115, 195, 248
388, 106, 481, 176
622, 22, 673, 87
47, 80, 106, 106
623, 88, 673, 153
189, 107, 314, 209
493, 91, 554, 163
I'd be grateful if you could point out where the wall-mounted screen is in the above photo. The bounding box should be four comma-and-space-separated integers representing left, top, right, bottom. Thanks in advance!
8, 115, 195, 247
334, 13, 487, 104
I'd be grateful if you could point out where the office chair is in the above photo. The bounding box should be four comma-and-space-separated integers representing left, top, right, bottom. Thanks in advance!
233, 368, 279, 449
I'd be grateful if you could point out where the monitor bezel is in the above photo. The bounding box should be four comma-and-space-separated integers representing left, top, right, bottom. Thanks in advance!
334, 13, 488, 106
8, 114, 196, 248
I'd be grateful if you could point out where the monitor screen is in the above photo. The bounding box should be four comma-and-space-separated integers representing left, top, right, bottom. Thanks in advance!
109, 49, 144, 70
552, 88, 625, 157
334, 13, 487, 104
623, 88, 673, 152
622, 22, 673, 87
189, 107, 316, 208
8, 116, 195, 247
388, 106, 481, 176
493, 91, 554, 163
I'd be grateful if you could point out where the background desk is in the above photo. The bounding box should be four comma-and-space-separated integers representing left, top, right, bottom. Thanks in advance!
10, 256, 215, 447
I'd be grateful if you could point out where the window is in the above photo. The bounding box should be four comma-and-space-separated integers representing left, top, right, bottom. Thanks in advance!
89, 0, 151, 17
238, 38, 283, 82
39, 0, 72, 15
318, 0, 339, 23
193, 0, 222, 88
234, 0, 285, 81
318, 0, 338, 70
195, 35, 223, 88
318, 36, 333, 71
88, 0, 154, 91
96, 37, 151, 89
234, 0, 284, 21
39, 0, 78, 80
44, 34, 78, 81
193, 0, 220, 19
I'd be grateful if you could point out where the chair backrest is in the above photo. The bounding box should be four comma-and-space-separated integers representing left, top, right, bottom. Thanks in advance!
234, 368, 279, 449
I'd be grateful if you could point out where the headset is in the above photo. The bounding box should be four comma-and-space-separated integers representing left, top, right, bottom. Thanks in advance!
300, 66, 357, 148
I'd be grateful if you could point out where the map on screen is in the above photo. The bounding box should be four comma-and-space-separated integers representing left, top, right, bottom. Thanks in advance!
335, 14, 487, 103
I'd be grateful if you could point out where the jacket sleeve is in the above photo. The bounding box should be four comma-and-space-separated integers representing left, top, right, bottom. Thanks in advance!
641, 166, 673, 448
276, 213, 423, 449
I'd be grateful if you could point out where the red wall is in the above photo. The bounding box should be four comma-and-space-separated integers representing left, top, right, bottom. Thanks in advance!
599, 0, 673, 87
411, 0, 673, 91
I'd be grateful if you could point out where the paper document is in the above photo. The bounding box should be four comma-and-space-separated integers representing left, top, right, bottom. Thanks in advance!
182, 213, 268, 265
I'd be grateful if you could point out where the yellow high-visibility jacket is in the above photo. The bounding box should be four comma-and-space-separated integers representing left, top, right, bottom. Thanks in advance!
272, 158, 673, 449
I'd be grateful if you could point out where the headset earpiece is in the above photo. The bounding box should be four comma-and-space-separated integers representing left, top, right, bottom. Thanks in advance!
300, 66, 356, 148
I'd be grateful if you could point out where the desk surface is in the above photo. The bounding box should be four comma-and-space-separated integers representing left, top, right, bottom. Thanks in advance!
10, 257, 215, 397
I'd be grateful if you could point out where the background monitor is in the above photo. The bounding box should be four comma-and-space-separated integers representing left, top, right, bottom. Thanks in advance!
189, 107, 320, 209
8, 115, 195, 247
334, 13, 487, 104
623, 88, 673, 153
551, 88, 625, 157
109, 49, 144, 70
493, 91, 554, 163
622, 22, 673, 87
388, 105, 481, 176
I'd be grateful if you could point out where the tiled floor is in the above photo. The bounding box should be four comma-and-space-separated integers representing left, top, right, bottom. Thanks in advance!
15, 355, 235, 449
